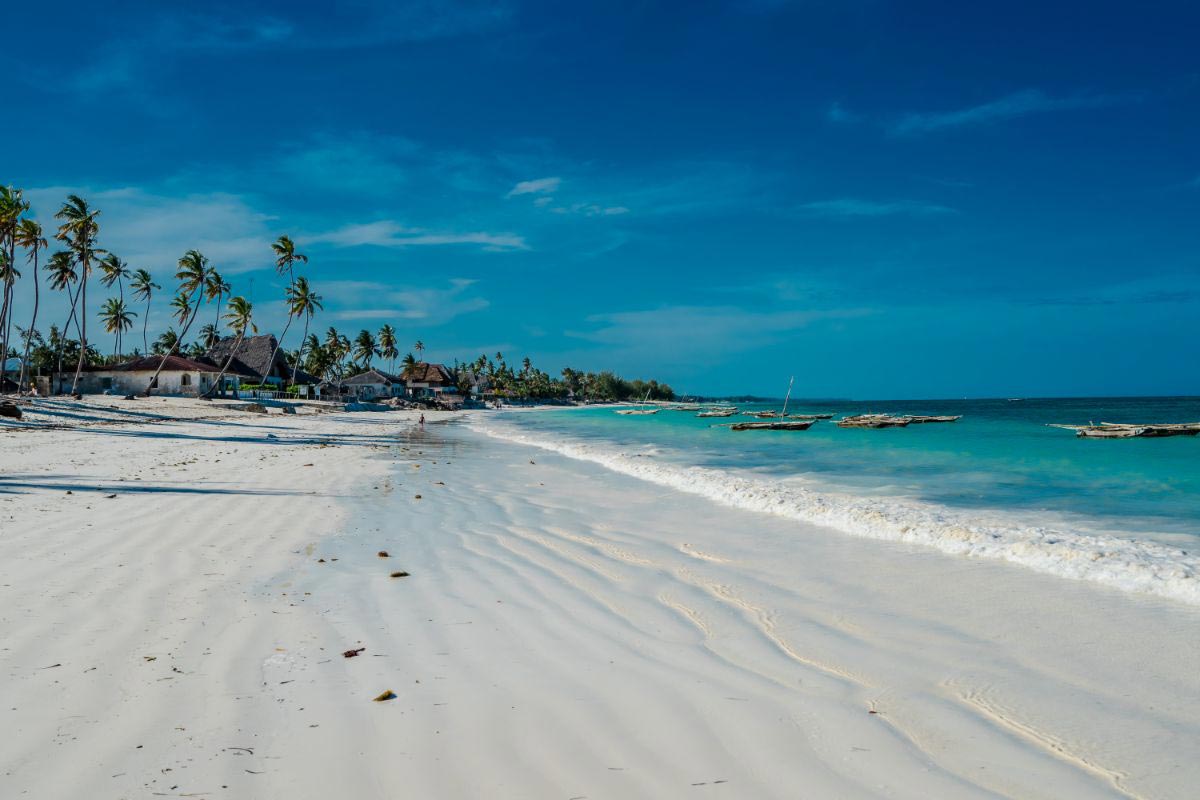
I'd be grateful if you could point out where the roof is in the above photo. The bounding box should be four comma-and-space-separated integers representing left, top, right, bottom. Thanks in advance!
204, 334, 289, 380
403, 362, 454, 385
86, 354, 238, 374
342, 368, 403, 386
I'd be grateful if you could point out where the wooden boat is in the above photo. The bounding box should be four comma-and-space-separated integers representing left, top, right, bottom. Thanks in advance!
787, 413, 833, 420
837, 414, 911, 429
902, 415, 962, 424
615, 388, 658, 415
697, 408, 737, 418
1048, 423, 1200, 439
669, 404, 703, 411
730, 419, 816, 432
743, 410, 783, 418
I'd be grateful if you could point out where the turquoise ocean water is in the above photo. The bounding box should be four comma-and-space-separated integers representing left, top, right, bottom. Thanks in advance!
471, 397, 1200, 604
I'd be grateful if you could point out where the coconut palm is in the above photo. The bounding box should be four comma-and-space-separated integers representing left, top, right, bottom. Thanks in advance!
204, 270, 231, 330
203, 296, 255, 398
153, 328, 180, 355
99, 298, 136, 360
13, 219, 47, 391
414, 339, 425, 362
54, 195, 101, 395
198, 322, 220, 349
0, 251, 16, 388
353, 329, 377, 369
286, 276, 323, 385
45, 250, 80, 388
0, 186, 30, 388
401, 351, 417, 376
98, 253, 130, 306
263, 235, 307, 384
378, 324, 398, 374
146, 250, 210, 394
129, 269, 160, 353
97, 254, 130, 355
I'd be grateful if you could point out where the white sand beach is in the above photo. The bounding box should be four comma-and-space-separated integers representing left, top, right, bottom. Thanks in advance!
2, 400, 1198, 799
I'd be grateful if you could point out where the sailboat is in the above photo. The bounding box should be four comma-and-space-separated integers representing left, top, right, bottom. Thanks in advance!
729, 377, 815, 431
615, 387, 660, 415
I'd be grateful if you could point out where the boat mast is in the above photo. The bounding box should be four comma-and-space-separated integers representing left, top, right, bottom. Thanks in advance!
781, 376, 794, 417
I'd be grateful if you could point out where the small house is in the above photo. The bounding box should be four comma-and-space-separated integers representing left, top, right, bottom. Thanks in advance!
68, 355, 251, 396
404, 362, 456, 399
340, 369, 405, 400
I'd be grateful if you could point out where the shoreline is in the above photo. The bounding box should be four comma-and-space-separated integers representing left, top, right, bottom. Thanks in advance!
2, 402, 1197, 798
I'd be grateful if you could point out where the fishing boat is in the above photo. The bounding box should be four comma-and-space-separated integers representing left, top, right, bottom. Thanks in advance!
787, 413, 833, 420
697, 408, 737, 418
1049, 422, 1200, 439
837, 414, 911, 429
615, 388, 659, 415
902, 415, 962, 424
743, 410, 783, 418
669, 404, 703, 411
730, 419, 816, 431
730, 378, 814, 431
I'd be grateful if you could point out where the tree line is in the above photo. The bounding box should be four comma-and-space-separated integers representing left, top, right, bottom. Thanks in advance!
2, 185, 675, 401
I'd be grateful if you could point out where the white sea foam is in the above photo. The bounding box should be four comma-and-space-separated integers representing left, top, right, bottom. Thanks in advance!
470, 418, 1200, 606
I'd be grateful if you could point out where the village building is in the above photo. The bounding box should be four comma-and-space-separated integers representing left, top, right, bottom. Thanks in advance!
339, 368, 406, 401
67, 355, 252, 397
404, 362, 456, 399
203, 334, 323, 397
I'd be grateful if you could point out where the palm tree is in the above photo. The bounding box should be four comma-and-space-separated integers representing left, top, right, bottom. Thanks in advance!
146, 250, 209, 394
45, 250, 79, 389
376, 324, 398, 374
98, 254, 131, 355
353, 329, 377, 369
0, 186, 30, 389
286, 276, 323, 385
264, 235, 307, 385
153, 328, 180, 355
14, 219, 46, 391
54, 195, 101, 395
99, 298, 136, 360
401, 351, 417, 376
198, 322, 220, 350
203, 296, 254, 398
204, 270, 231, 331
0, 250, 17, 386
129, 269, 160, 353
414, 339, 425, 362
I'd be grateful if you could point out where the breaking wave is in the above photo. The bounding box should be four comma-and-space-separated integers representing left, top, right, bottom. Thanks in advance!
470, 419, 1200, 606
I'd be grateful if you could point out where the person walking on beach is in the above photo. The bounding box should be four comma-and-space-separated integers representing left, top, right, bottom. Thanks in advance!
419, 413, 425, 428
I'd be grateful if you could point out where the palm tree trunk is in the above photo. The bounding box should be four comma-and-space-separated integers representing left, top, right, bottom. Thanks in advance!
142, 298, 150, 354
0, 282, 11, 389
202, 329, 246, 399
265, 311, 294, 387
146, 287, 203, 395
18, 249, 40, 392
289, 314, 310, 387
69, 255, 88, 396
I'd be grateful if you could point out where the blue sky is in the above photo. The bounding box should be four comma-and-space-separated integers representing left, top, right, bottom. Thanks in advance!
5, 0, 1199, 397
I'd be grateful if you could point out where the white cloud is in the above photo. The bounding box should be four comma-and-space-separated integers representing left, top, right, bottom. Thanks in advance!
24, 185, 276, 274
567, 304, 873, 363
891, 89, 1126, 136
323, 279, 489, 325
826, 101, 858, 124
506, 176, 562, 198
797, 198, 957, 217
310, 220, 527, 251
